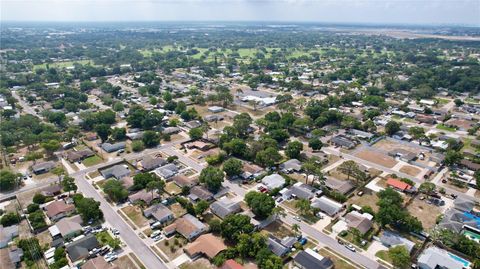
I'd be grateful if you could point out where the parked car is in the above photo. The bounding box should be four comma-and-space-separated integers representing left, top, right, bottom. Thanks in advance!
152, 235, 163, 242
293, 216, 301, 221
151, 230, 162, 238
345, 244, 356, 252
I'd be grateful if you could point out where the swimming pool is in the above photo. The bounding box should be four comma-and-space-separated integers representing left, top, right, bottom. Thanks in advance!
463, 230, 480, 243
447, 252, 471, 268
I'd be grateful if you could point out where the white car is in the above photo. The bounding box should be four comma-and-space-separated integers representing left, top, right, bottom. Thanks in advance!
112, 228, 120, 235
105, 255, 118, 262
345, 244, 356, 252
293, 216, 301, 221
150, 230, 162, 238
152, 235, 163, 242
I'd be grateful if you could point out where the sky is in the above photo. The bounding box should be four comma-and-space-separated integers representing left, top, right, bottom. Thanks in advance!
1, 0, 479, 26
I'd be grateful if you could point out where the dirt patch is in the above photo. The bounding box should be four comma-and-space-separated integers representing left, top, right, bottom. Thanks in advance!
169, 203, 187, 218
355, 150, 397, 168
348, 190, 380, 211
399, 165, 421, 177
121, 205, 148, 228
113, 254, 139, 269
36, 229, 53, 248
263, 220, 295, 238
157, 236, 188, 260
165, 182, 182, 195
407, 198, 442, 231
179, 258, 215, 269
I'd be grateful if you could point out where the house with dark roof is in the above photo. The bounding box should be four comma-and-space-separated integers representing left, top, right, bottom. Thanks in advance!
460, 159, 480, 171
45, 200, 75, 222
344, 211, 373, 235
294, 248, 334, 269
210, 197, 241, 219
138, 156, 166, 171
66, 234, 100, 261
330, 135, 356, 149
143, 204, 174, 224
49, 215, 83, 240
32, 161, 56, 174
41, 185, 62, 197
66, 149, 95, 163
325, 178, 355, 195
154, 163, 179, 180
241, 162, 264, 180
0, 225, 19, 248
100, 164, 130, 180
9, 247, 23, 267
267, 235, 296, 257
101, 142, 126, 153
388, 149, 417, 163
128, 189, 160, 205
184, 120, 202, 129
188, 186, 214, 202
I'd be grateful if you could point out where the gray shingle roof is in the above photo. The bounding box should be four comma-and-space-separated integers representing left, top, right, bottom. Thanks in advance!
294, 250, 334, 269
311, 196, 343, 216
66, 234, 99, 261
210, 197, 241, 219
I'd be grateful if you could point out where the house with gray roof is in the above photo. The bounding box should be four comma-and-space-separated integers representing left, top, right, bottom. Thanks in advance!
155, 163, 179, 180
189, 186, 214, 202
267, 235, 296, 257
129, 189, 161, 205
143, 204, 174, 224
66, 234, 99, 261
101, 142, 126, 153
280, 159, 302, 173
294, 248, 334, 269
349, 129, 374, 140
379, 231, 415, 253
325, 178, 355, 195
100, 164, 130, 180
184, 120, 202, 129
261, 174, 286, 190
9, 247, 23, 267
138, 156, 166, 171
0, 225, 19, 248
162, 127, 181, 135
330, 135, 356, 149
281, 182, 316, 200
454, 197, 475, 212
210, 197, 241, 219
311, 196, 343, 216
417, 247, 467, 269
32, 161, 56, 174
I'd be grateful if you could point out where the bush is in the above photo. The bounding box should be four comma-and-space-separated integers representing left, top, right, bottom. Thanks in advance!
32, 193, 46, 204
131, 141, 145, 152
27, 203, 40, 213
1, 212, 20, 226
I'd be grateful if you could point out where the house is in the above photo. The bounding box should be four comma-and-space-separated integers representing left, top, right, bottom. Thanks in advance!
460, 159, 480, 171
82, 256, 119, 269
188, 186, 214, 202
184, 120, 202, 129
164, 214, 207, 241
128, 189, 160, 205
162, 127, 181, 135
267, 235, 296, 257
280, 159, 302, 173
416, 114, 436, 124
49, 215, 83, 240
32, 161, 56, 174
208, 106, 224, 113
386, 178, 413, 192
66, 234, 100, 261
220, 260, 244, 269
417, 247, 468, 269
143, 204, 174, 224
101, 142, 126, 153
66, 149, 94, 163
261, 174, 285, 190
324, 178, 355, 195
293, 248, 334, 269
41, 185, 63, 197
184, 233, 227, 259
45, 200, 75, 222
445, 118, 475, 131
349, 129, 374, 140
454, 197, 475, 212
172, 174, 198, 188
281, 182, 316, 200
439, 207, 479, 233
330, 135, 356, 149
138, 156, 166, 171
126, 132, 143, 141
204, 114, 224, 122
9, 247, 23, 267
155, 163, 179, 180
311, 196, 343, 216
241, 162, 264, 179
0, 225, 19, 248
344, 211, 373, 235
185, 141, 212, 151
100, 164, 130, 180
379, 231, 415, 253
388, 149, 417, 163
210, 197, 241, 219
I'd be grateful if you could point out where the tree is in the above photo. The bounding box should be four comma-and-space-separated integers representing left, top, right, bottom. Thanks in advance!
133, 172, 158, 189
308, 137, 323, 151
454, 98, 464, 107
338, 160, 359, 181
220, 214, 254, 242
111, 127, 126, 141
194, 200, 209, 216
74, 196, 103, 222
385, 121, 400, 136
445, 150, 463, 167
222, 158, 243, 177
142, 130, 160, 148
62, 176, 77, 195
388, 246, 411, 269
199, 166, 224, 193
285, 140, 303, 159
232, 113, 252, 138
189, 127, 203, 140
295, 199, 311, 216
255, 147, 282, 168
244, 191, 276, 220
131, 140, 145, 152
103, 179, 128, 202
475, 170, 480, 189
419, 182, 436, 196
223, 138, 248, 158
292, 224, 300, 236
95, 124, 111, 142
1, 212, 20, 226
18, 238, 42, 261
32, 193, 46, 204
0, 170, 21, 191
41, 139, 61, 156
146, 180, 165, 201
408, 126, 425, 140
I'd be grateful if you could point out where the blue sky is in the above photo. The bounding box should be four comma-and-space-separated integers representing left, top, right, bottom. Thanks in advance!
1, 0, 479, 26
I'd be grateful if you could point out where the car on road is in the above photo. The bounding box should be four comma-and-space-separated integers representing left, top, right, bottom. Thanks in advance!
293, 216, 301, 221
345, 244, 356, 252
112, 228, 120, 235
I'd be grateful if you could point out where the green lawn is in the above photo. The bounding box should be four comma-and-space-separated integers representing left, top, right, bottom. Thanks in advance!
96, 231, 121, 249
436, 124, 456, 132
435, 98, 450, 105
34, 60, 94, 69
375, 250, 393, 264
82, 155, 103, 167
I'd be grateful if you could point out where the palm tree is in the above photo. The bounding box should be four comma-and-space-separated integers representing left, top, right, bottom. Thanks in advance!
292, 224, 300, 237
52, 167, 65, 185
272, 207, 286, 221
295, 199, 311, 216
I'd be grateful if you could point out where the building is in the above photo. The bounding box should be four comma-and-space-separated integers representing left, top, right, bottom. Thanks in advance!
280, 159, 302, 173
311, 196, 343, 216
261, 174, 286, 190
66, 149, 95, 163
220, 260, 244, 269
9, 247, 23, 267
82, 256, 119, 269
66, 234, 100, 261
155, 163, 179, 180
388, 149, 417, 163
210, 197, 241, 219
417, 247, 468, 269
138, 156, 166, 171
172, 174, 198, 188
267, 235, 296, 257
0, 225, 19, 248
386, 178, 413, 192
100, 164, 130, 180
241, 162, 264, 180
143, 204, 174, 224
349, 129, 374, 140
460, 159, 480, 171
344, 211, 373, 235
184, 120, 202, 129
325, 178, 355, 195
45, 200, 75, 222
188, 186, 214, 202
208, 106, 224, 113
41, 185, 62, 197
32, 161, 56, 174
164, 214, 207, 241
281, 182, 316, 200
184, 233, 227, 259
330, 135, 356, 149
101, 142, 126, 153
293, 248, 334, 269
49, 215, 83, 240
379, 231, 415, 253
128, 189, 160, 205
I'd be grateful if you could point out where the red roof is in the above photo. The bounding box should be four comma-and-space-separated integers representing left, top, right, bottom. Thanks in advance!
386, 178, 411, 191
220, 260, 244, 269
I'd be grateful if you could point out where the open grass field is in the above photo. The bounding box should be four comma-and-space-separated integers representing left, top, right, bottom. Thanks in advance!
179, 258, 215, 269
169, 203, 187, 218
348, 189, 380, 211
436, 124, 456, 132
165, 181, 182, 195
263, 220, 295, 238
407, 198, 442, 231
82, 155, 103, 167
375, 250, 394, 264
121, 205, 149, 228
355, 150, 397, 168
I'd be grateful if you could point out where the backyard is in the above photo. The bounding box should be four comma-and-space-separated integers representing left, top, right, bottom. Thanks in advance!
82, 155, 103, 167
157, 236, 188, 260
120, 205, 149, 228
406, 198, 443, 230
